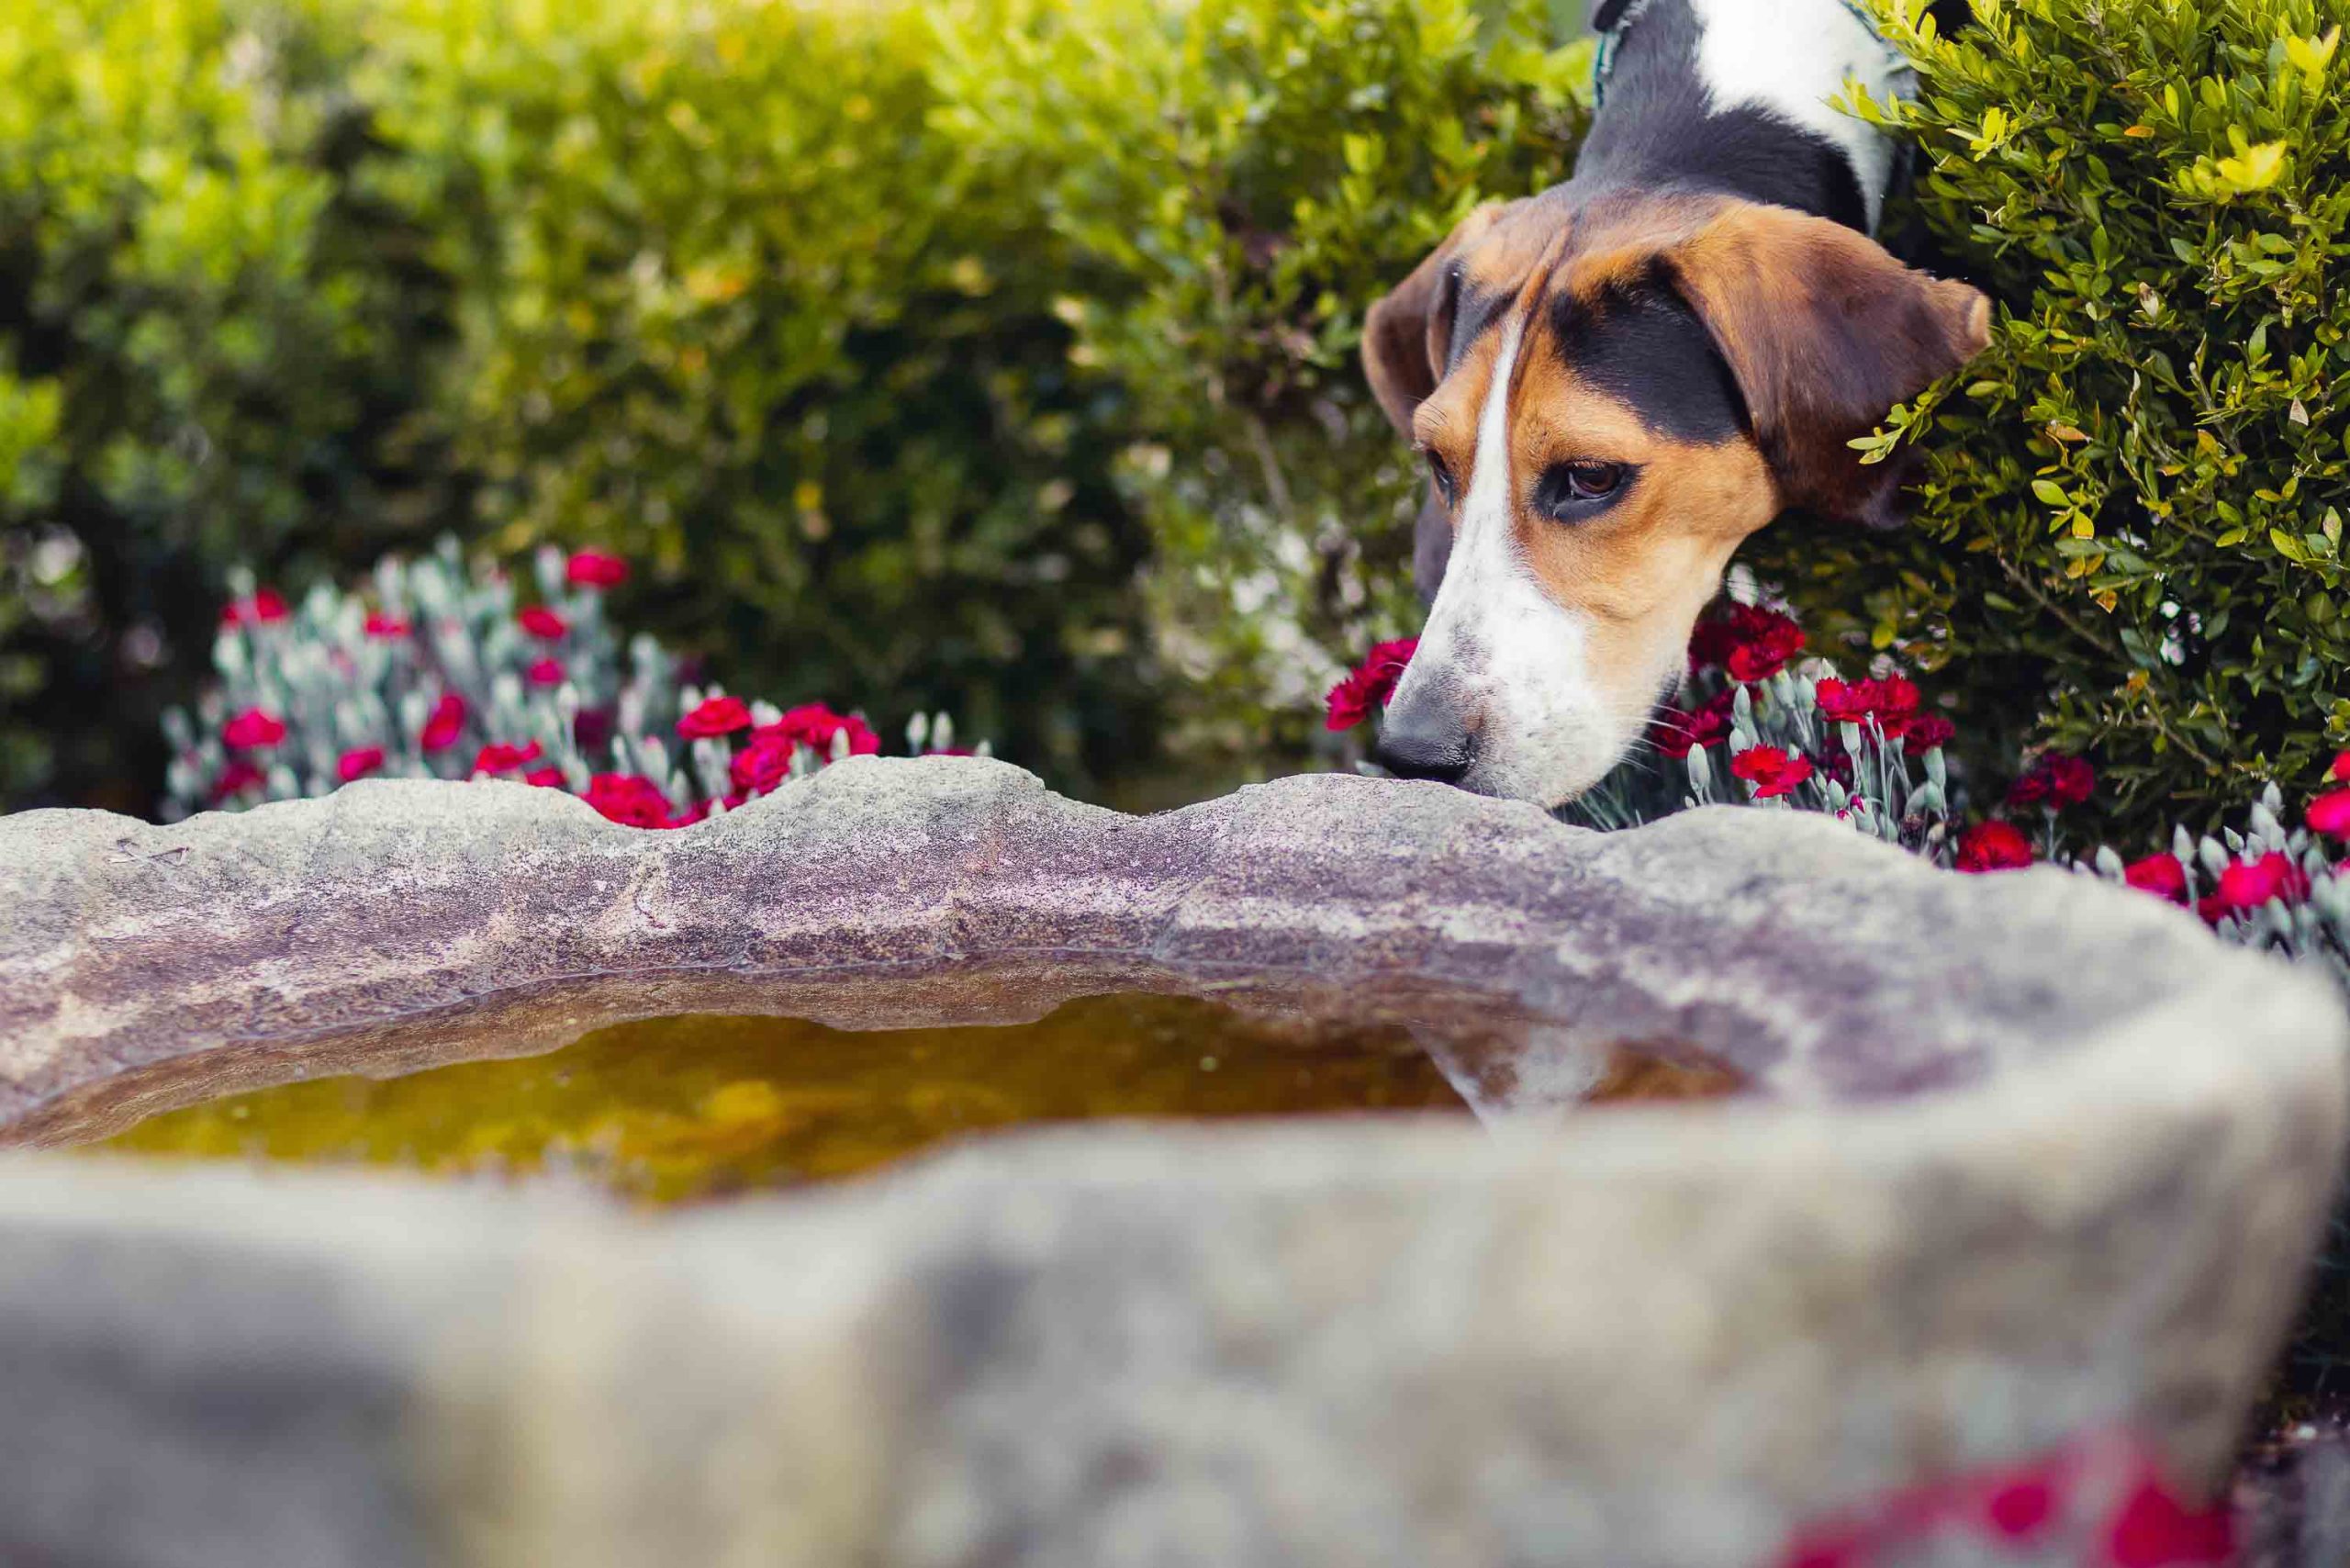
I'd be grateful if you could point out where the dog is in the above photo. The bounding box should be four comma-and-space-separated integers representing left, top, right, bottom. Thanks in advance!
1364, 0, 1988, 807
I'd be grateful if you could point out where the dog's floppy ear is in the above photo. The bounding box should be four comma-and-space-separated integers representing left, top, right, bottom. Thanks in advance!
1662, 202, 1991, 530
1363, 203, 1502, 437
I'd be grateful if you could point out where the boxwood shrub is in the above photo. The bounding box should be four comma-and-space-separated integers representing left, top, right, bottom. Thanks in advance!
1751, 0, 2350, 841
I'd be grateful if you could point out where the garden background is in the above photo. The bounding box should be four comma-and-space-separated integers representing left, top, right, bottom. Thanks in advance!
2, 0, 2344, 849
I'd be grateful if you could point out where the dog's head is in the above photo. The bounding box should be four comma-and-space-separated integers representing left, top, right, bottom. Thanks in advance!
1362, 188, 1989, 806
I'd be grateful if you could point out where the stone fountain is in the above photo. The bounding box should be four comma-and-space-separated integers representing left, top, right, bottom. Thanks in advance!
0, 758, 2342, 1565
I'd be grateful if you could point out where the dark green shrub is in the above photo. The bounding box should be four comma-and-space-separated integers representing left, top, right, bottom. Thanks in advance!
344, 0, 1159, 793
1751, 0, 2350, 841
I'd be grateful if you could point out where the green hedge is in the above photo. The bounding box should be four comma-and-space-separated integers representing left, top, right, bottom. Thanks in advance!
0, 0, 453, 810
1751, 0, 2350, 839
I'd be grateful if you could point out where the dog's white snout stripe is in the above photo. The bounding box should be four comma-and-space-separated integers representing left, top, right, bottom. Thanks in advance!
1391, 313, 1624, 805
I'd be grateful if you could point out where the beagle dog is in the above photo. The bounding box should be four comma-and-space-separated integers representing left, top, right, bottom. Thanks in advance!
1364, 0, 1988, 806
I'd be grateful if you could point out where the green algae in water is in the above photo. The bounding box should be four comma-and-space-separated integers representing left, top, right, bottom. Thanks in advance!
93, 992, 1477, 1205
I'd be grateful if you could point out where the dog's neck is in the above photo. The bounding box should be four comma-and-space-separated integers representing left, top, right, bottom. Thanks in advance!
1576, 0, 1911, 234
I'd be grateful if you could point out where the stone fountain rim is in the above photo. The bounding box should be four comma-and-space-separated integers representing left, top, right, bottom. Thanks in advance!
0, 758, 2339, 1175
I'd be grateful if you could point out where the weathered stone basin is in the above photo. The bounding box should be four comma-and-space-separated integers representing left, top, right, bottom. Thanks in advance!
0, 759, 2344, 1566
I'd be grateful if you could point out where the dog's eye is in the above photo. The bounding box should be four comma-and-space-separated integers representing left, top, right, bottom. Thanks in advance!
1563, 462, 1626, 499
1423, 449, 1459, 508
1535, 461, 1634, 521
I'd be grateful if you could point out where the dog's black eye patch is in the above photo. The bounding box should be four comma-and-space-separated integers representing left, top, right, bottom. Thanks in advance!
1549, 274, 1747, 446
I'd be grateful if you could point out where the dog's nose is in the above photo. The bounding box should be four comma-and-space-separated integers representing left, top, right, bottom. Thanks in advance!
1371, 690, 1475, 786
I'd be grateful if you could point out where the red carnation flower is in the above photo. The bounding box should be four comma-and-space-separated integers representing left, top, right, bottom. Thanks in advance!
1689, 602, 1795, 670
221, 707, 287, 750
2333, 751, 2350, 783
584, 772, 673, 829
337, 746, 386, 784
1325, 637, 1419, 732
1815, 676, 1920, 738
677, 695, 753, 740
1691, 603, 1805, 682
1903, 713, 1955, 754
1651, 691, 1733, 759
420, 691, 466, 753
364, 610, 410, 639
209, 758, 266, 801
1729, 745, 1813, 799
731, 733, 792, 797
220, 588, 289, 629
1727, 621, 1806, 683
2104, 1477, 2233, 1565
1813, 678, 1871, 725
526, 657, 565, 688
2308, 789, 2350, 837
517, 605, 568, 640
1955, 821, 2033, 873
523, 766, 567, 789
1982, 1477, 2055, 1541
2200, 851, 2307, 922
472, 739, 544, 776
759, 703, 878, 757
565, 549, 630, 589
2123, 853, 2188, 902
2009, 754, 2095, 811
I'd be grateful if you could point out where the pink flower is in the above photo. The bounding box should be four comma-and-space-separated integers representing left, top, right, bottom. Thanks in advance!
565, 549, 630, 588
1955, 821, 2033, 873
472, 739, 544, 776
420, 691, 466, 753
526, 657, 566, 688
522, 766, 567, 789
209, 758, 266, 801
2199, 851, 2307, 923
1651, 691, 1733, 759
2333, 751, 2350, 784
1903, 713, 1956, 754
584, 772, 673, 828
221, 708, 287, 750
1729, 745, 1813, 799
1325, 637, 1419, 732
2124, 854, 2188, 902
336, 746, 386, 784
364, 610, 409, 639
220, 588, 289, 628
2308, 789, 2350, 837
677, 695, 753, 740
517, 605, 568, 640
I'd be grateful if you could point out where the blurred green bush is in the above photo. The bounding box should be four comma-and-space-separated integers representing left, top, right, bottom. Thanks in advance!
1752, 0, 2350, 841
0, 0, 456, 810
